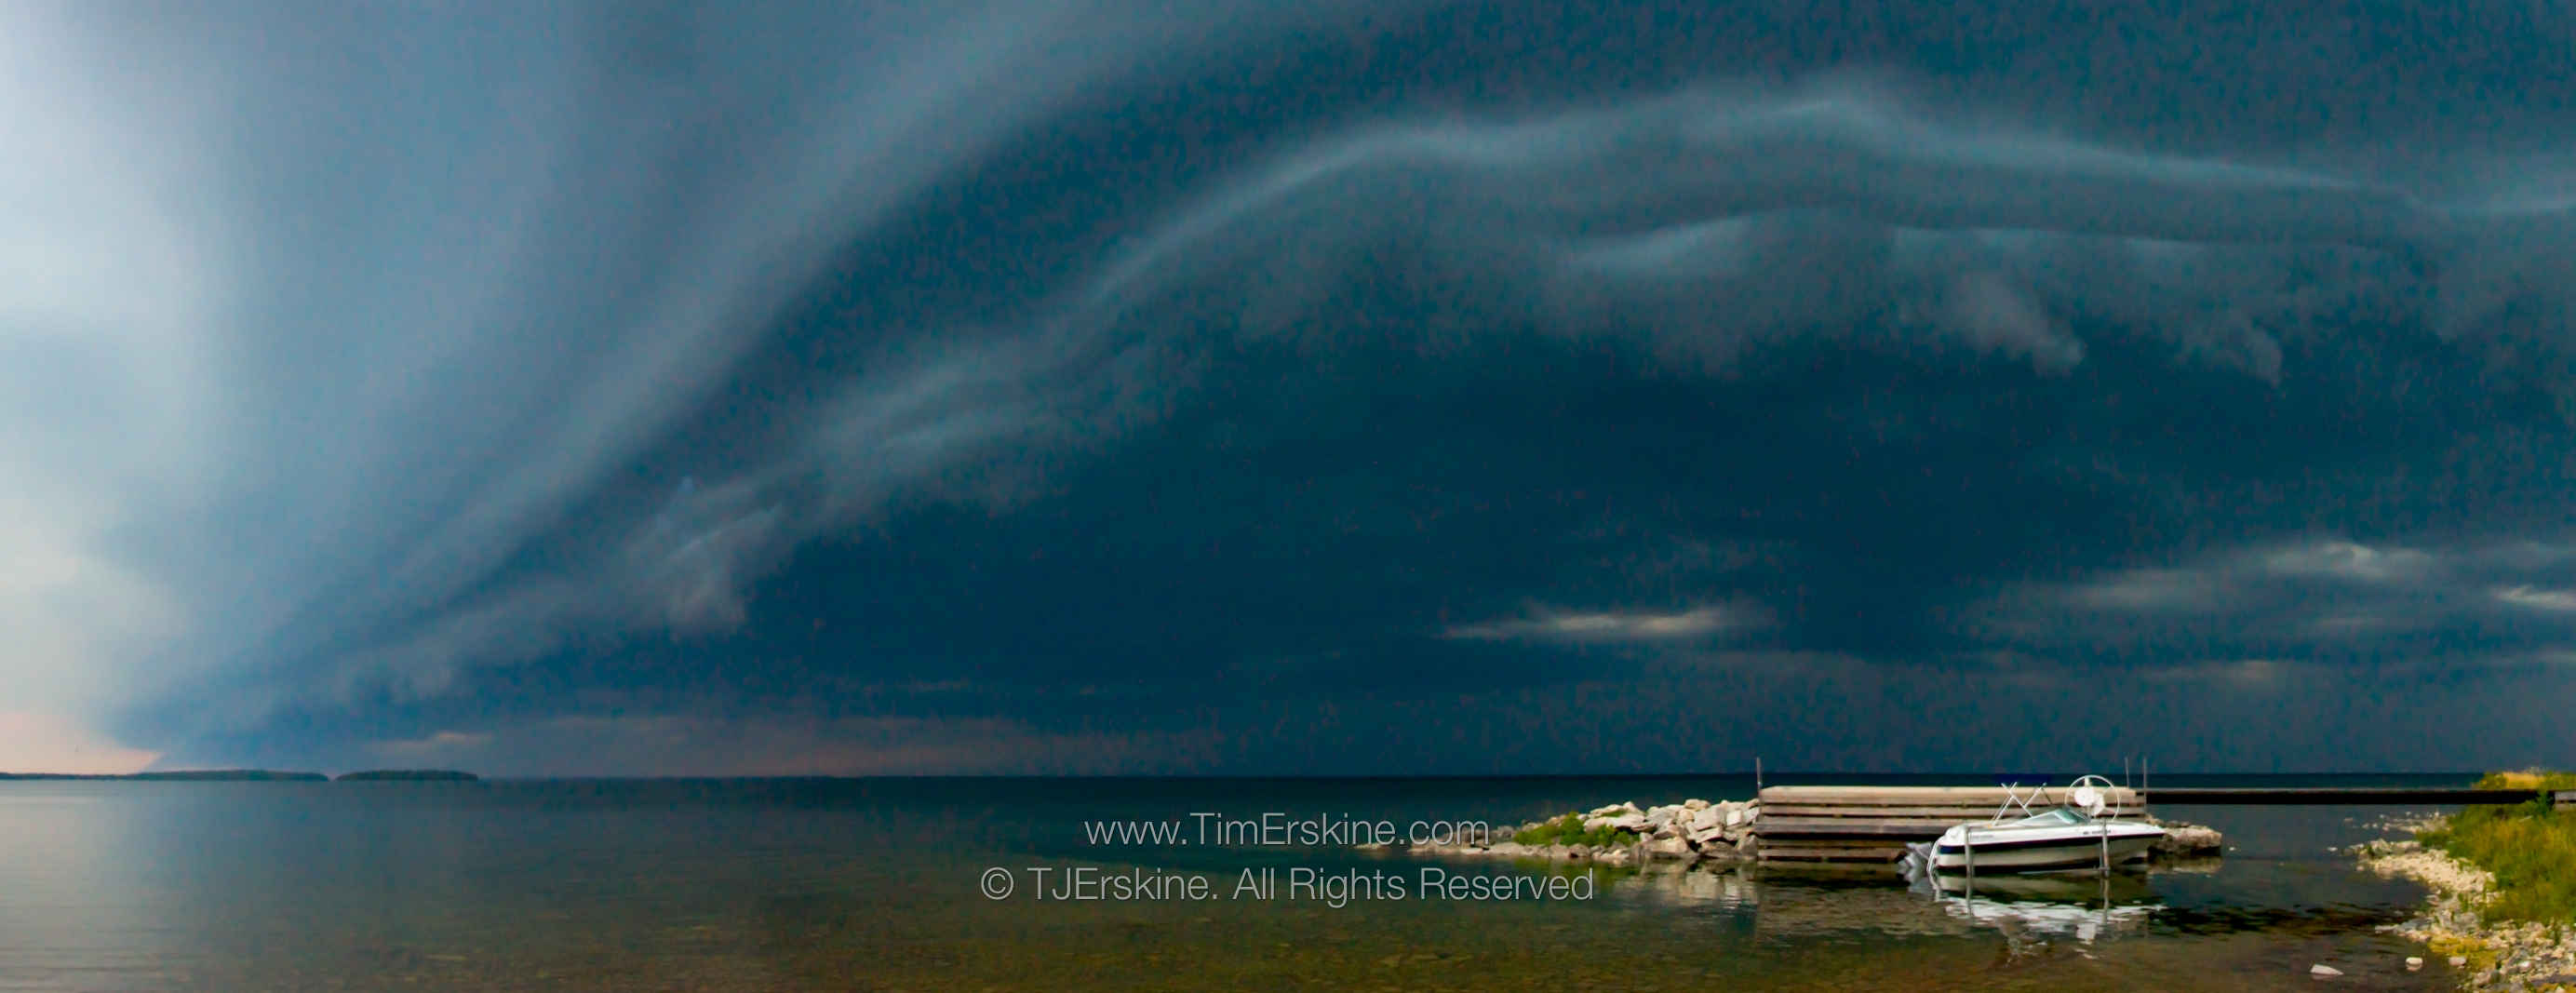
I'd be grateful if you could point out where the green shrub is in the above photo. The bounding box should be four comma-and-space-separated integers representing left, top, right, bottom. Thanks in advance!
1512, 812, 1640, 849
2422, 772, 2576, 924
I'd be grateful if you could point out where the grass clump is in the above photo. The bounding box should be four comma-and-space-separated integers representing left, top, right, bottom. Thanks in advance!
1512, 812, 1639, 849
2417, 770, 2576, 924
2476, 770, 2576, 792
2422, 933, 2500, 973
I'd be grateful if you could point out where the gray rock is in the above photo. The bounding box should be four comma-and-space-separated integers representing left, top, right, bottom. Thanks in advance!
1644, 836, 1694, 860
1689, 807, 1725, 832
2309, 963, 2342, 977
2156, 823, 2225, 855
1588, 802, 1642, 819
1684, 798, 1711, 812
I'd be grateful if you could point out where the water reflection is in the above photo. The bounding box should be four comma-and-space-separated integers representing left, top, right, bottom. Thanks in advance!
1509, 854, 2311, 950
0, 784, 188, 990
0, 781, 2468, 991
1499, 855, 2176, 946
1912, 872, 2160, 946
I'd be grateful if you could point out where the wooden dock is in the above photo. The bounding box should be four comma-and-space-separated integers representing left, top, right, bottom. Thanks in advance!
1746, 785, 2572, 864
1752, 785, 2146, 864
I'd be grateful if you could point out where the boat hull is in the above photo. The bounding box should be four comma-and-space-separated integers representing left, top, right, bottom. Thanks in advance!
1924, 824, 2163, 873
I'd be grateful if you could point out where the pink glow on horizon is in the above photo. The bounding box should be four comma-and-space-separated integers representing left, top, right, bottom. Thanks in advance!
0, 712, 159, 775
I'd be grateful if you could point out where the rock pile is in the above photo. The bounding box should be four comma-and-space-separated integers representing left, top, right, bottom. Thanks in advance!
2149, 819, 2226, 857
1389, 798, 1760, 866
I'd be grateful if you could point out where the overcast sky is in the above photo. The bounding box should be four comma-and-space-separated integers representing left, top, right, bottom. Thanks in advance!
6, 0, 2575, 775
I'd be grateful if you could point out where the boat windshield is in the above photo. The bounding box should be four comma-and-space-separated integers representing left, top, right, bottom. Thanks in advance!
2011, 807, 2092, 826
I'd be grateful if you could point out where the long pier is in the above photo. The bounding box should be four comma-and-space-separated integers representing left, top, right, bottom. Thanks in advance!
2141, 787, 2557, 805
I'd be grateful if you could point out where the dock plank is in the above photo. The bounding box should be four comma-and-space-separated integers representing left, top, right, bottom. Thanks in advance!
1754, 817, 1992, 838
1760, 786, 2141, 802
1758, 845, 1908, 863
1757, 803, 2144, 818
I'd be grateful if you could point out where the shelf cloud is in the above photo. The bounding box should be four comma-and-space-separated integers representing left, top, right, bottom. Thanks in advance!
4, 0, 2573, 772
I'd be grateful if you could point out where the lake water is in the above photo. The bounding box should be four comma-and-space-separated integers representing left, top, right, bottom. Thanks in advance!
0, 774, 2475, 990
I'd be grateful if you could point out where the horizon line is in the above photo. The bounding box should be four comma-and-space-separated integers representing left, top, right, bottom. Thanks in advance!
5, 768, 2508, 781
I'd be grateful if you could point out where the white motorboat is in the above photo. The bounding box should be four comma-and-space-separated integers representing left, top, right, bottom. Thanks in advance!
1903, 776, 2164, 875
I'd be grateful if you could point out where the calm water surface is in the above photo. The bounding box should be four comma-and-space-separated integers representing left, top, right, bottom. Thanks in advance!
0, 775, 2475, 990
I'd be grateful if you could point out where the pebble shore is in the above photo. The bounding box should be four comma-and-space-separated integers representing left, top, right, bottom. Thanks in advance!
2352, 816, 2576, 992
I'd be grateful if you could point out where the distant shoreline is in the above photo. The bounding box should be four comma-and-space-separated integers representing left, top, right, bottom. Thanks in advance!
0, 771, 2499, 783
0, 769, 478, 783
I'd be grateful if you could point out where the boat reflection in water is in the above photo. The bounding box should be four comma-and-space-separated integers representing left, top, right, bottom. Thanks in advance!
1537, 842, 2192, 947
1906, 865, 2164, 946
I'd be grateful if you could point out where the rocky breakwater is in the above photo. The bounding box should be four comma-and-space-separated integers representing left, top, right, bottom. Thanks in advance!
2147, 818, 2226, 859
2353, 825, 2576, 992
1370, 798, 1759, 866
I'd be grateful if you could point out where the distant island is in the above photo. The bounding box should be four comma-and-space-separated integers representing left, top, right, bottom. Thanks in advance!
0, 770, 329, 782
0, 769, 481, 782
332, 770, 480, 782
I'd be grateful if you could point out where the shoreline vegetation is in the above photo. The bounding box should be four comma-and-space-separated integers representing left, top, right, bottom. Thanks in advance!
1367, 795, 2223, 866
2354, 771, 2576, 992
0, 769, 478, 783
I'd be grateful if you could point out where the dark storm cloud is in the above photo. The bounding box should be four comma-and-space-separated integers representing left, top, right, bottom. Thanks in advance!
16, 1, 2576, 772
